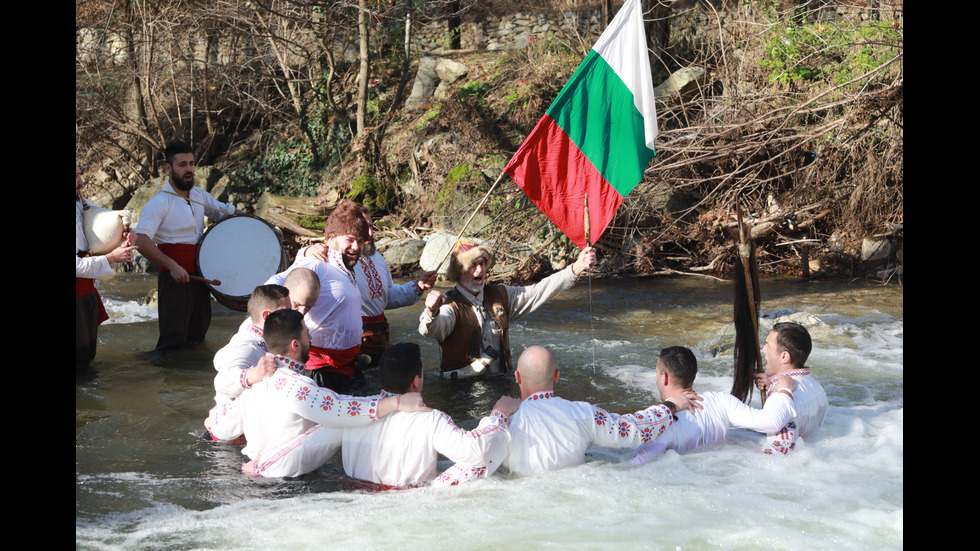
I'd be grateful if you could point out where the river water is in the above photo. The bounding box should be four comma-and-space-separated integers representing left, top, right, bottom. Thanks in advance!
76, 273, 903, 550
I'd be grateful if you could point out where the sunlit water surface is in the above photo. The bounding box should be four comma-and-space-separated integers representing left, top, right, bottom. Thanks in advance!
76, 273, 902, 550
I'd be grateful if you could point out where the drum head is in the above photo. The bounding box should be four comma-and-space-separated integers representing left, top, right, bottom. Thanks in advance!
196, 215, 287, 311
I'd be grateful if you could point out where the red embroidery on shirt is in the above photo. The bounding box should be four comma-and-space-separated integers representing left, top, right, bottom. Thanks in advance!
360, 257, 384, 300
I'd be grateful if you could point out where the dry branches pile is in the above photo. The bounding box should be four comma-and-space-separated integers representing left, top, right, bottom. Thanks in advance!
477, 1, 904, 280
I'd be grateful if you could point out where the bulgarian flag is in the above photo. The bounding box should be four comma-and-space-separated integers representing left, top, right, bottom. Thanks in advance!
504, 0, 658, 249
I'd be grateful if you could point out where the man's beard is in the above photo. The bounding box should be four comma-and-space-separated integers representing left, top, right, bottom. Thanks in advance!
299, 344, 310, 364
342, 251, 359, 269
172, 172, 194, 191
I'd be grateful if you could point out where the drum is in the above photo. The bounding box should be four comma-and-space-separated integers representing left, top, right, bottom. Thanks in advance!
196, 215, 288, 311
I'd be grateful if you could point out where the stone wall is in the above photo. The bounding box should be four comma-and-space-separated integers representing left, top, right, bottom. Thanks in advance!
78, 2, 902, 69
412, 10, 606, 53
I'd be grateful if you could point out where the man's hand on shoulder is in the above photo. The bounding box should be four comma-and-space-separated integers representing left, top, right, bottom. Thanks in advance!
492, 396, 521, 416
398, 392, 431, 413
304, 243, 328, 262
245, 356, 277, 387
772, 375, 796, 397
665, 390, 703, 415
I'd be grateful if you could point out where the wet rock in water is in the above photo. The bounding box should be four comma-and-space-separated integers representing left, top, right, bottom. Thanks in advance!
708, 310, 829, 358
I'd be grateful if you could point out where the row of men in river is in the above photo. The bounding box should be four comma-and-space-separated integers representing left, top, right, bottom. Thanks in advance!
76, 140, 829, 488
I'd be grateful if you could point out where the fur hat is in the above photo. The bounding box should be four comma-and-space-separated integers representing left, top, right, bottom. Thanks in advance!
323, 199, 370, 242
446, 240, 493, 282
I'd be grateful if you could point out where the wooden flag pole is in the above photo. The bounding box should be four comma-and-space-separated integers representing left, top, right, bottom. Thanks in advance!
732, 200, 766, 405
584, 194, 596, 374
435, 171, 507, 271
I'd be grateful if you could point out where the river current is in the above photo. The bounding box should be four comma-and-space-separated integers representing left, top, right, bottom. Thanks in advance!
76, 273, 903, 550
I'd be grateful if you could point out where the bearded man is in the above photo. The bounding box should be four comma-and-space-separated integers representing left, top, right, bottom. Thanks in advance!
419, 241, 595, 378
266, 199, 371, 392
135, 140, 244, 353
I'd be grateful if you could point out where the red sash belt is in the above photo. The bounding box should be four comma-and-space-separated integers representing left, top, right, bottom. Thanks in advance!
361, 314, 390, 357
76, 278, 109, 324
158, 243, 198, 273
362, 313, 388, 329
76, 277, 96, 297
362, 313, 387, 324
307, 344, 360, 376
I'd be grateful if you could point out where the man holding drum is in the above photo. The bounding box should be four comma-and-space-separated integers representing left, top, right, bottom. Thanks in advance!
135, 140, 244, 354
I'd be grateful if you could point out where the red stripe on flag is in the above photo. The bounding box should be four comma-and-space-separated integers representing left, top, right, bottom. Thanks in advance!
505, 114, 624, 249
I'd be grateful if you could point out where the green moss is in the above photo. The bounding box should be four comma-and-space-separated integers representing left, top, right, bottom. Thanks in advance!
347, 172, 393, 213
298, 214, 329, 232
415, 107, 440, 131
436, 162, 475, 212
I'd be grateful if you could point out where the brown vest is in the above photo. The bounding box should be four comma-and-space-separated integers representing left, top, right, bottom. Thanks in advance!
440, 284, 512, 373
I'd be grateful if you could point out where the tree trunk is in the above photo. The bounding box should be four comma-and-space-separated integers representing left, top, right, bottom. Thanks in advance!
448, 1, 461, 49
648, 0, 673, 79
356, 0, 369, 137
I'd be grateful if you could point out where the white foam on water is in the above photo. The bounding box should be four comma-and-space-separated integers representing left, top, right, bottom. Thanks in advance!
102, 297, 158, 324
77, 283, 902, 551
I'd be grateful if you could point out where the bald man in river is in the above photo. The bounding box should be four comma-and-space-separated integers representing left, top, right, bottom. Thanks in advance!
480, 346, 702, 477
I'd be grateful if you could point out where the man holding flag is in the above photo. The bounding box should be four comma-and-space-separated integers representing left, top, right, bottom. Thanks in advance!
419, 242, 594, 379
421, 0, 656, 379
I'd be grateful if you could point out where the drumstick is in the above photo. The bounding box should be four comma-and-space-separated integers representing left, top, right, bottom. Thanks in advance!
189, 275, 221, 286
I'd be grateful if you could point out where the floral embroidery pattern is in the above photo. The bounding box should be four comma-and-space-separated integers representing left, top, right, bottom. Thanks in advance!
764, 421, 798, 455
295, 385, 312, 401
617, 420, 632, 437
360, 257, 384, 300
347, 401, 361, 416
640, 427, 655, 442
274, 355, 306, 374
595, 410, 608, 426
435, 465, 488, 486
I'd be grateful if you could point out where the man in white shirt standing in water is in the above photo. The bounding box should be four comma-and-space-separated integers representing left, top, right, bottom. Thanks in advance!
629, 345, 799, 465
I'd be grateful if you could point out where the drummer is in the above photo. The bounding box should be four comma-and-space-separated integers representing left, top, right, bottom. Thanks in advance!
135, 140, 245, 354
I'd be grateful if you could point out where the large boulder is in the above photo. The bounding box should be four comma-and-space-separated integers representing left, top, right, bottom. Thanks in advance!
379, 237, 427, 276
405, 55, 470, 110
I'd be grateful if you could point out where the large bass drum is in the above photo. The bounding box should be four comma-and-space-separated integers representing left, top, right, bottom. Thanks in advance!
196, 215, 288, 311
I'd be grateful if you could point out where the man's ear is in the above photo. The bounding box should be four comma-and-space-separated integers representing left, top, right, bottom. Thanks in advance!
553, 368, 560, 382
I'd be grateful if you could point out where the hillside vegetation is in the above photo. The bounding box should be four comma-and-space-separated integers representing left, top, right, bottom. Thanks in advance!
76, 0, 903, 281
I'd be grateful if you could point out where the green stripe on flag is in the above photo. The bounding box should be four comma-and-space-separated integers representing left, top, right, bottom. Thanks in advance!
546, 50, 655, 198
